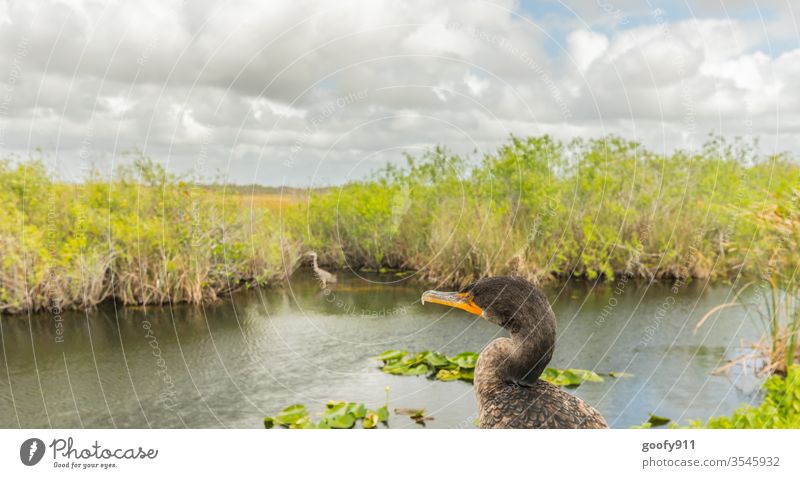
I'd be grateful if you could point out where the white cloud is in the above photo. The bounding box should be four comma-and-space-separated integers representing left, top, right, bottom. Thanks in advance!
567, 29, 608, 73
463, 70, 490, 96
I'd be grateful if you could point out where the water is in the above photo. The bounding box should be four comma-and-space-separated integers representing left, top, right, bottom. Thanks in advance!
0, 271, 765, 428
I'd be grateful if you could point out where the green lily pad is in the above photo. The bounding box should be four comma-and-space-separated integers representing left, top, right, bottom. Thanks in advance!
608, 371, 634, 378
402, 363, 429, 376
407, 352, 431, 366
347, 402, 367, 419
373, 350, 610, 388
570, 368, 604, 383
263, 416, 274, 429
375, 405, 389, 423
541, 368, 604, 387
324, 401, 347, 415
436, 368, 460, 381
382, 361, 410, 374
321, 402, 360, 429
264, 398, 398, 429
647, 413, 671, 427
425, 352, 451, 368
288, 416, 316, 429
324, 413, 357, 429
449, 352, 479, 369
274, 404, 308, 426
374, 350, 406, 363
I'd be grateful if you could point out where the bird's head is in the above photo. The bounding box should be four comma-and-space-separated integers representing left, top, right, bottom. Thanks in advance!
422, 276, 554, 335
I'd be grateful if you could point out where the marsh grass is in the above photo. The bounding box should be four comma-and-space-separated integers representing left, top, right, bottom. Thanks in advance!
293, 135, 799, 288
696, 193, 800, 374
0, 154, 294, 313
1, 135, 798, 314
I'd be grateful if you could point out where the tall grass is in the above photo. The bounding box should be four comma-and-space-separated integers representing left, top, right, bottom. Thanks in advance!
696, 191, 800, 374
0, 154, 293, 314
1, 135, 798, 314
292, 135, 799, 288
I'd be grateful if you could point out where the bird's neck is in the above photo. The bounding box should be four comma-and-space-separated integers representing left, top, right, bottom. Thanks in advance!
508, 328, 554, 385
477, 326, 555, 387
312, 255, 319, 270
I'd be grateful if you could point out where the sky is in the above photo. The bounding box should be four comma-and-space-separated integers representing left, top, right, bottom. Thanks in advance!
0, 0, 798, 186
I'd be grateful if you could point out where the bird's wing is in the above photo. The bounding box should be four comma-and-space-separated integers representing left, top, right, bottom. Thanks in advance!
480, 380, 608, 429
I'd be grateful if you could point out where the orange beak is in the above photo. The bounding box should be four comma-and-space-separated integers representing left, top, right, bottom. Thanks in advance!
421, 290, 484, 317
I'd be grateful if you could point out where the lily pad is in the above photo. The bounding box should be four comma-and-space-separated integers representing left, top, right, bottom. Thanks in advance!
608, 371, 634, 378
570, 368, 604, 383
264, 399, 396, 429
288, 416, 316, 429
402, 363, 429, 376
274, 404, 309, 426
407, 352, 431, 366
323, 413, 356, 429
436, 368, 461, 381
449, 352, 479, 369
322, 401, 365, 427
347, 402, 367, 419
375, 405, 389, 423
263, 416, 274, 429
541, 368, 604, 387
647, 413, 671, 427
382, 361, 410, 374
426, 352, 451, 368
374, 350, 406, 363
373, 350, 609, 388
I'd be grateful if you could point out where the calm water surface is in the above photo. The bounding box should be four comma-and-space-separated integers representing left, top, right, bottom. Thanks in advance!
0, 272, 764, 428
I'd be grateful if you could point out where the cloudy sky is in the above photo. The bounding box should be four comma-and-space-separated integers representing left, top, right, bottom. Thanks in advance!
0, 0, 798, 185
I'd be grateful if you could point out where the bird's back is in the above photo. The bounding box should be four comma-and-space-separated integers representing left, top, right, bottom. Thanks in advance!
477, 379, 608, 429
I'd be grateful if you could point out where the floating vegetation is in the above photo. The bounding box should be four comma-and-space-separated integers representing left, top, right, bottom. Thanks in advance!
263, 387, 401, 429
631, 413, 673, 429
607, 371, 635, 379
263, 401, 389, 429
539, 368, 605, 388
374, 350, 477, 383
373, 349, 608, 388
647, 413, 672, 427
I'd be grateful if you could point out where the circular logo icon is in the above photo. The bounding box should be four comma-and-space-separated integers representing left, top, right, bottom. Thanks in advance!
20, 438, 45, 466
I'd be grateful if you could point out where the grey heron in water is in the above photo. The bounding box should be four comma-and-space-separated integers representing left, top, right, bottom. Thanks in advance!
307, 251, 337, 289
422, 276, 607, 429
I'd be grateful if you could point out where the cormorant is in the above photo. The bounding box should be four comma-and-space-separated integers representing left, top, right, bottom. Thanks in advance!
422, 276, 608, 429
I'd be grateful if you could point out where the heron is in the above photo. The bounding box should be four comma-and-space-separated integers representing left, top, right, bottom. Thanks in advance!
422, 276, 607, 429
307, 251, 337, 289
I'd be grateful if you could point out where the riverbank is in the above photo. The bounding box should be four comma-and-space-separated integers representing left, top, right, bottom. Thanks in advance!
1, 135, 798, 314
